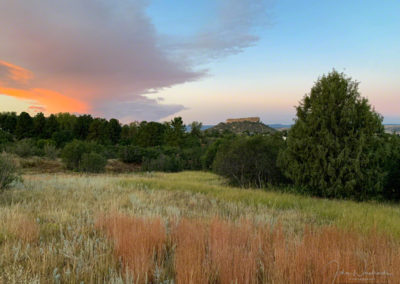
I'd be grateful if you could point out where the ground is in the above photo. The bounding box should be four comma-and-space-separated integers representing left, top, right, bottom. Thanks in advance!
0, 171, 399, 283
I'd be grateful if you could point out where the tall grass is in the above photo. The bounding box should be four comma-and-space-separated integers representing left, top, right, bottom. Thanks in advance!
172, 218, 213, 283
1, 172, 399, 282
96, 213, 166, 283
97, 213, 399, 283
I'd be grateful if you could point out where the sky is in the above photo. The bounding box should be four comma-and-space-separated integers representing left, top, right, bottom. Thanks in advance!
0, 0, 399, 124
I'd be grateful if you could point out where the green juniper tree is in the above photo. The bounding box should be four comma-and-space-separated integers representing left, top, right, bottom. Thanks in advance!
279, 70, 387, 200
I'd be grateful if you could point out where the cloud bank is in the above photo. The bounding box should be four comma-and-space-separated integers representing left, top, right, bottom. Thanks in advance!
0, 0, 267, 121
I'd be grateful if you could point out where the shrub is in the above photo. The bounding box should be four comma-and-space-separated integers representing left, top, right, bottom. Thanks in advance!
13, 139, 40, 157
61, 140, 88, 170
80, 152, 107, 173
279, 70, 386, 200
61, 140, 105, 171
142, 154, 183, 172
181, 147, 203, 170
0, 152, 20, 190
0, 129, 13, 152
213, 134, 286, 187
119, 145, 145, 163
201, 139, 224, 170
43, 144, 59, 160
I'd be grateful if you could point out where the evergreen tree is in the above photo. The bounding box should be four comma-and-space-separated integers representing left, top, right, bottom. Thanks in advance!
15, 112, 33, 139
73, 114, 93, 140
44, 114, 60, 138
166, 117, 185, 147
33, 112, 46, 138
88, 118, 110, 144
56, 113, 77, 132
279, 70, 386, 200
108, 118, 122, 144
136, 121, 166, 147
0, 112, 17, 134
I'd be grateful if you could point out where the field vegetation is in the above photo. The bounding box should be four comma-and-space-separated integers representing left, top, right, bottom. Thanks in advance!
0, 171, 399, 283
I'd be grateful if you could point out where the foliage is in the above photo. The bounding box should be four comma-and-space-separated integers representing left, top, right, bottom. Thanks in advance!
0, 129, 13, 149
0, 152, 20, 190
33, 112, 46, 138
15, 112, 33, 139
13, 139, 40, 157
383, 134, 400, 200
0, 112, 17, 134
73, 114, 93, 140
213, 134, 286, 187
142, 154, 183, 172
279, 70, 387, 200
119, 145, 146, 163
80, 152, 107, 173
52, 130, 73, 148
165, 117, 186, 147
108, 118, 122, 144
44, 114, 60, 138
136, 121, 167, 147
202, 138, 225, 170
43, 144, 59, 160
61, 140, 105, 170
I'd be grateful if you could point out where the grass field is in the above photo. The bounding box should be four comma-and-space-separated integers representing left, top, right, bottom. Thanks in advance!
0, 171, 399, 283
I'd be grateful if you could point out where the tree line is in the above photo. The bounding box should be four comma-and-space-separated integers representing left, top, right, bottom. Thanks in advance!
0, 70, 399, 201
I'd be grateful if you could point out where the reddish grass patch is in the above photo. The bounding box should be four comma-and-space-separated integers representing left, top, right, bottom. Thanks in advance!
97, 214, 400, 283
9, 215, 39, 243
172, 218, 214, 284
96, 213, 166, 283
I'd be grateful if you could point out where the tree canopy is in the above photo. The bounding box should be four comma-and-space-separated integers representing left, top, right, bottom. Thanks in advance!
280, 70, 387, 200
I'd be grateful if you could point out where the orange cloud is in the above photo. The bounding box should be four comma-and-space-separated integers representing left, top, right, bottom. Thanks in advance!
0, 87, 88, 114
0, 60, 33, 85
0, 60, 88, 114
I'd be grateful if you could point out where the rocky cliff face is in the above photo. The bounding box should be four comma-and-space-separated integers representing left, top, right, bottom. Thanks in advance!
207, 121, 276, 135
226, 117, 260, 123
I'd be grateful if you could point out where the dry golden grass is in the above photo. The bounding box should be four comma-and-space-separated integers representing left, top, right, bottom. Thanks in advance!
97, 213, 400, 284
5, 213, 39, 243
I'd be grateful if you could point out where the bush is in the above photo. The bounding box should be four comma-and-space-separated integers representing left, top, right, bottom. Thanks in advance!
61, 140, 105, 171
181, 147, 203, 170
279, 70, 386, 200
0, 153, 20, 190
142, 154, 183, 172
61, 140, 88, 170
201, 139, 225, 170
0, 129, 13, 152
43, 144, 59, 160
119, 145, 145, 163
13, 139, 40, 157
213, 134, 286, 187
80, 152, 107, 173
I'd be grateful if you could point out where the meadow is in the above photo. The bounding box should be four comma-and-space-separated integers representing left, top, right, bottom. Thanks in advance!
0, 170, 399, 283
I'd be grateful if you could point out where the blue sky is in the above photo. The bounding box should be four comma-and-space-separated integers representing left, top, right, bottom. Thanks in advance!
0, 0, 399, 124
148, 0, 400, 124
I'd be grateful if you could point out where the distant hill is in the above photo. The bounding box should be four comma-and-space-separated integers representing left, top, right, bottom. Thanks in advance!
384, 124, 400, 134
206, 121, 276, 135
185, 125, 214, 132
269, 124, 292, 130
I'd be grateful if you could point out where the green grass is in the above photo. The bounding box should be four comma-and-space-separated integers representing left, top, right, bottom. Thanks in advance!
118, 171, 400, 237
